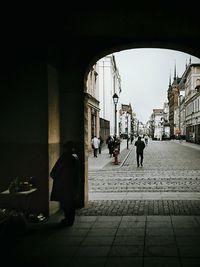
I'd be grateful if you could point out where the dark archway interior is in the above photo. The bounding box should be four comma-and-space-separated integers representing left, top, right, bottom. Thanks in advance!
1, 6, 200, 216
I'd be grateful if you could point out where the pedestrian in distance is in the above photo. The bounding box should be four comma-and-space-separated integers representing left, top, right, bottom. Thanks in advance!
113, 135, 121, 165
91, 135, 100, 157
179, 134, 183, 143
98, 136, 104, 154
50, 141, 80, 227
113, 135, 121, 154
135, 136, 145, 167
106, 135, 115, 157
130, 134, 134, 144
144, 134, 148, 146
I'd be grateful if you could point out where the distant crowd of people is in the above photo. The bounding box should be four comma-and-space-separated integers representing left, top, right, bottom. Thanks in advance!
91, 134, 121, 158
106, 135, 121, 157
91, 134, 149, 167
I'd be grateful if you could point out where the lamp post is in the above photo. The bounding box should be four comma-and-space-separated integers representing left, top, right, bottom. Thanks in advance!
191, 111, 194, 142
126, 111, 129, 149
112, 93, 119, 137
137, 120, 139, 136
195, 116, 198, 143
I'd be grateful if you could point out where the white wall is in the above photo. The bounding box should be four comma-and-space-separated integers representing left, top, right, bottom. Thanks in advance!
154, 114, 163, 140
97, 55, 121, 136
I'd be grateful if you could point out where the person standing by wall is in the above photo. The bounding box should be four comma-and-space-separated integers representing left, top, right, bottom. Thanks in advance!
134, 136, 145, 167
50, 141, 80, 227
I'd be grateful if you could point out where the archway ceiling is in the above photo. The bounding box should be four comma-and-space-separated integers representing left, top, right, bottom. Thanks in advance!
2, 7, 200, 66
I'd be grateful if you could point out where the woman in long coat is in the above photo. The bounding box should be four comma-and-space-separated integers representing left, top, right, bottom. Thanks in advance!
50, 141, 80, 226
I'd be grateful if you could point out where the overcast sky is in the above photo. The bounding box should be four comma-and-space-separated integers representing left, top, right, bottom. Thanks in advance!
113, 48, 200, 123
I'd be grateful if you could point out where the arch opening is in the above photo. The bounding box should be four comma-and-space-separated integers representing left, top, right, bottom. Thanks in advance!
82, 47, 200, 216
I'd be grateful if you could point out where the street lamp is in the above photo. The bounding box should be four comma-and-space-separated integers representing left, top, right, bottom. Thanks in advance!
126, 111, 130, 149
112, 93, 119, 136
195, 116, 198, 143
137, 120, 139, 136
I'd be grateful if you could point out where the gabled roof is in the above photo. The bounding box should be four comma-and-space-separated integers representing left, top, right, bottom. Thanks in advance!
121, 103, 132, 112
179, 63, 200, 85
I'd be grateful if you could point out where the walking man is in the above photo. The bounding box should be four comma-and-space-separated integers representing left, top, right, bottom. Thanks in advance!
98, 136, 104, 154
91, 135, 100, 157
106, 135, 114, 157
135, 136, 145, 167
130, 134, 134, 144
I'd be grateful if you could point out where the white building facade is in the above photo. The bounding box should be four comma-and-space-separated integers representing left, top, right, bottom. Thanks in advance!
86, 64, 100, 151
97, 55, 122, 137
119, 104, 132, 139
151, 109, 164, 140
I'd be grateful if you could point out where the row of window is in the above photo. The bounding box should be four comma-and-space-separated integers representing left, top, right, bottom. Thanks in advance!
185, 96, 200, 116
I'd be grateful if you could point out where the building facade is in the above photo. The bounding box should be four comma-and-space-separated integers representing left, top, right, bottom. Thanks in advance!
162, 102, 170, 139
85, 64, 100, 151
167, 67, 181, 138
181, 63, 200, 143
97, 55, 122, 138
119, 103, 133, 139
151, 109, 164, 140
86, 55, 122, 151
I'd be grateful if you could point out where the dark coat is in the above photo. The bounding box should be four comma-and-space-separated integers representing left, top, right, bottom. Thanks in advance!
50, 152, 80, 204
135, 139, 145, 153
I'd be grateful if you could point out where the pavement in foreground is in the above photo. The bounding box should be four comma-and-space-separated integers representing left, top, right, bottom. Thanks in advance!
3, 212, 200, 267
2, 140, 200, 267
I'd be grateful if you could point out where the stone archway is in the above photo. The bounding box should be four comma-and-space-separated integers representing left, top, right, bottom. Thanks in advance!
1, 7, 200, 217
81, 45, 200, 214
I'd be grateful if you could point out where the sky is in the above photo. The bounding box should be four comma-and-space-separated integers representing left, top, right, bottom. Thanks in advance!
113, 48, 200, 123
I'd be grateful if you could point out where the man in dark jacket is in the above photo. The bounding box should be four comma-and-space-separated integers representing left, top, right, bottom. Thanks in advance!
50, 141, 80, 226
106, 135, 114, 157
134, 136, 145, 167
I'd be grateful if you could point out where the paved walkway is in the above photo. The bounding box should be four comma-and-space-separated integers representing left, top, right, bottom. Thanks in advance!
88, 139, 130, 171
3, 212, 200, 267
79, 139, 200, 216
2, 139, 200, 266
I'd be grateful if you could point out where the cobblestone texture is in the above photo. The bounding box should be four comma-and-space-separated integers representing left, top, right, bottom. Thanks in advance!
77, 140, 200, 215
76, 200, 200, 215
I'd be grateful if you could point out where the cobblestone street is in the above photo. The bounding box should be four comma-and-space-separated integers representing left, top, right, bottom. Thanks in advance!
77, 140, 200, 216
